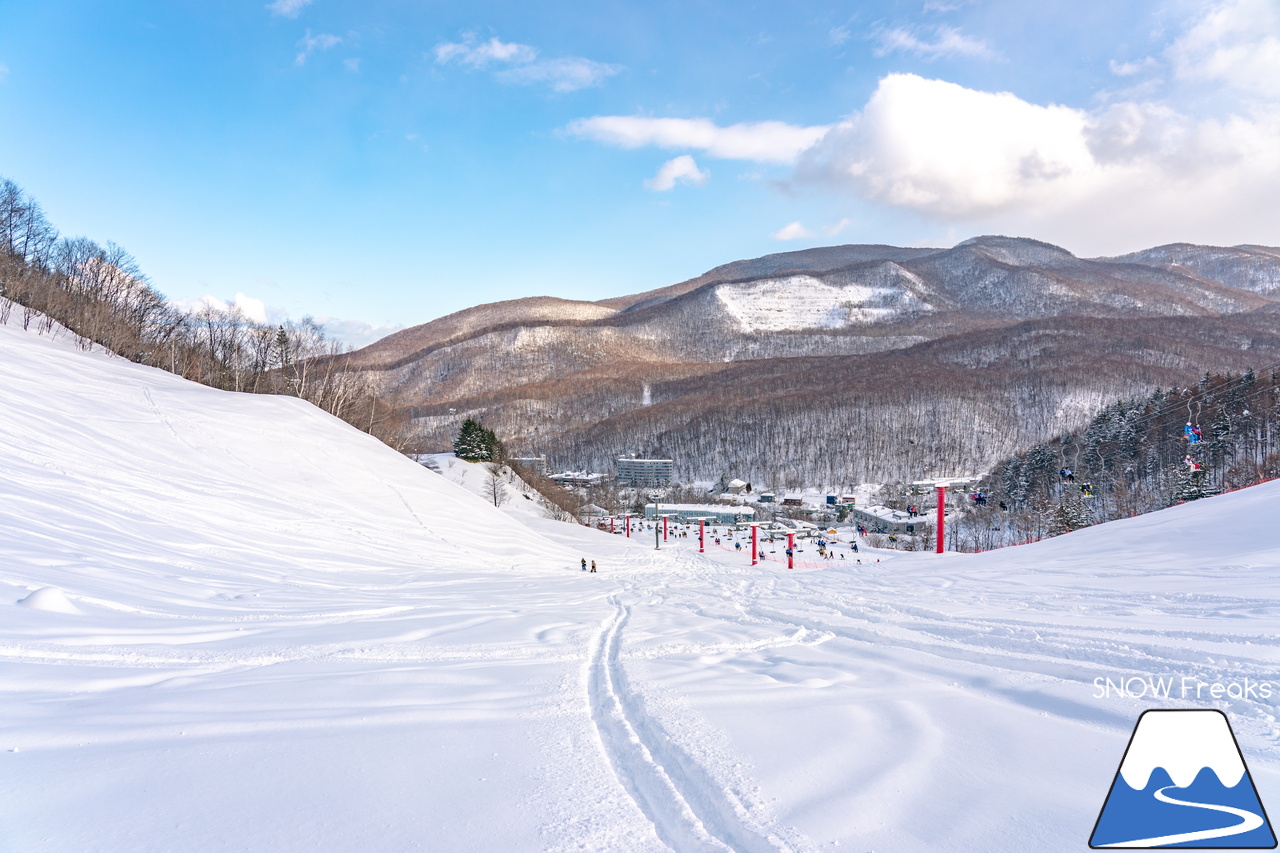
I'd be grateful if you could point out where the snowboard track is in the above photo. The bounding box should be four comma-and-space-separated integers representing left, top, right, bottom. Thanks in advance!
587, 595, 786, 853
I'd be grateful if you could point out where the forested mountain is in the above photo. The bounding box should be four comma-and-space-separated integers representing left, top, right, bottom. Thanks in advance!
942, 366, 1280, 552
346, 236, 1280, 487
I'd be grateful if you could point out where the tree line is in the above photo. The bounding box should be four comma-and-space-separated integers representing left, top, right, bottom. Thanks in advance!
0, 177, 409, 449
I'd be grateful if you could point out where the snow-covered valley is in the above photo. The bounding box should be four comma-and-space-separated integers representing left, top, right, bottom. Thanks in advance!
3, 317, 1279, 852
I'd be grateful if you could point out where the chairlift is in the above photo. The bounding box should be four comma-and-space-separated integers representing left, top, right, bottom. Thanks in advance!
1184, 399, 1203, 445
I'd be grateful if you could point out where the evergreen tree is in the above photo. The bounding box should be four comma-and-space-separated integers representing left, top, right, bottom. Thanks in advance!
453, 418, 492, 461
1172, 465, 1218, 504
1047, 497, 1092, 537
273, 326, 291, 368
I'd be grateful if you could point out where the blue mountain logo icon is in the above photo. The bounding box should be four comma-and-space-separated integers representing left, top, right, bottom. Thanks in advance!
1091, 709, 1276, 848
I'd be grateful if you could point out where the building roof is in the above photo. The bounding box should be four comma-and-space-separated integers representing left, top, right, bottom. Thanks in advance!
644, 503, 755, 516
853, 505, 917, 523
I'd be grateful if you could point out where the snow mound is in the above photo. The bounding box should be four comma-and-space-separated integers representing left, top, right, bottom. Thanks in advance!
17, 587, 82, 614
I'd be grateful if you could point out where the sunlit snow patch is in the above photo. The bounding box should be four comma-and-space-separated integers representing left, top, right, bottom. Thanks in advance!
714, 274, 920, 332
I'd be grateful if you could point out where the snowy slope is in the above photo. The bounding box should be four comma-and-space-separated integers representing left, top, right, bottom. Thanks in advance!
713, 270, 927, 332
3, 315, 1279, 852
423, 452, 562, 521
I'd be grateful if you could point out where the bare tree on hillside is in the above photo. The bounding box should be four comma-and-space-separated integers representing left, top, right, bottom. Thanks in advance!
485, 464, 509, 508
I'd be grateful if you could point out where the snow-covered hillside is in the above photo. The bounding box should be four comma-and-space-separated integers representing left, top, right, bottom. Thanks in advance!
2, 316, 1278, 852
713, 271, 927, 332
421, 451, 564, 521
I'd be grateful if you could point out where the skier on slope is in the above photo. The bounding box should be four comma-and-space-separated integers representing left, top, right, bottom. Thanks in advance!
590, 560, 597, 573
581, 558, 587, 571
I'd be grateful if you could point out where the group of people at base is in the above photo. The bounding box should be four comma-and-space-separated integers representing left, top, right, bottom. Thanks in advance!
581, 558, 597, 572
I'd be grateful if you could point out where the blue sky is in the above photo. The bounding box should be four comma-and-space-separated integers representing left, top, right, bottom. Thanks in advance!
2, 1, 1278, 345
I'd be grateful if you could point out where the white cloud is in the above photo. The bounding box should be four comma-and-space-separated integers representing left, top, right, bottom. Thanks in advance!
643, 155, 710, 191
343, 58, 360, 73
267, 0, 312, 18
830, 25, 852, 45
772, 222, 815, 241
232, 293, 270, 324
567, 116, 829, 164
295, 30, 341, 66
172, 293, 270, 324
1109, 57, 1159, 77
823, 218, 853, 237
168, 296, 397, 348
433, 35, 618, 92
795, 61, 1280, 252
1167, 0, 1280, 98
799, 74, 1093, 214
315, 318, 405, 350
873, 24, 997, 61
496, 57, 621, 92
567, 0, 1280, 252
433, 37, 538, 68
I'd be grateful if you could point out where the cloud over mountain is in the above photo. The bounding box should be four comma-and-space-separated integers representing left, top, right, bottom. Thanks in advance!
567, 0, 1280, 254
567, 116, 828, 164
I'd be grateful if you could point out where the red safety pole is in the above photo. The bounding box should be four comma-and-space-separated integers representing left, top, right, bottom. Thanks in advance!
699, 519, 705, 553
935, 485, 946, 554
663, 514, 668, 542
625, 514, 631, 538
751, 524, 758, 566
787, 532, 795, 569
610, 516, 615, 534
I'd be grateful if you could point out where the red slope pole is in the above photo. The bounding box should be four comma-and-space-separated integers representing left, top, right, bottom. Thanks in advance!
699, 518, 705, 553
610, 516, 615, 534
787, 532, 795, 570
751, 524, 758, 566
625, 514, 631, 538
936, 485, 946, 554
663, 514, 668, 542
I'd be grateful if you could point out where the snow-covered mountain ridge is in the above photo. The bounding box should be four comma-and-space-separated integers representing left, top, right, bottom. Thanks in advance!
352, 235, 1280, 372
342, 236, 1280, 483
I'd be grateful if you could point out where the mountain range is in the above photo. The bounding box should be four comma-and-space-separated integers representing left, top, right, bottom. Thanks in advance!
345, 236, 1280, 486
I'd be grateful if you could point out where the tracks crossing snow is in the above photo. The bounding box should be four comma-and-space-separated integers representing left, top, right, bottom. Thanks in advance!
587, 596, 788, 853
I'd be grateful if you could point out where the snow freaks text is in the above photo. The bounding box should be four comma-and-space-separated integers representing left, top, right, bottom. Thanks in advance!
1093, 676, 1275, 701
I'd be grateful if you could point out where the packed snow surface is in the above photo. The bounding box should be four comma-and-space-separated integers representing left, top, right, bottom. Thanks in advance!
2, 317, 1279, 852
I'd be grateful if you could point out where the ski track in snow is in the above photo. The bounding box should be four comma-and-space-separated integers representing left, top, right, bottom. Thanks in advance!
587, 595, 788, 853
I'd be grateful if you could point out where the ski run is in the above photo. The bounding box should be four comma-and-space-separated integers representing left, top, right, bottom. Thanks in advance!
2, 315, 1278, 852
